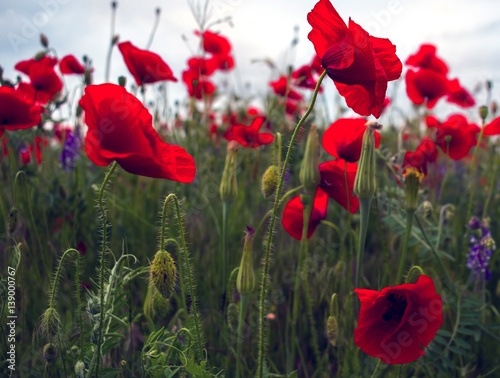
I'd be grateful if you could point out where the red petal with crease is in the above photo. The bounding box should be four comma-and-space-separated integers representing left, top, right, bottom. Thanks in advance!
319, 159, 359, 213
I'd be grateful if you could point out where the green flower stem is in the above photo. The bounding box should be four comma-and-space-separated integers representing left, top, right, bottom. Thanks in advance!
436, 139, 451, 207
93, 161, 117, 377
256, 69, 327, 378
222, 199, 229, 296
355, 197, 372, 289
435, 204, 453, 250
482, 147, 499, 219
145, 8, 160, 50
463, 117, 487, 255
371, 359, 382, 378
236, 293, 250, 378
104, 2, 117, 83
395, 210, 415, 285
164, 193, 204, 360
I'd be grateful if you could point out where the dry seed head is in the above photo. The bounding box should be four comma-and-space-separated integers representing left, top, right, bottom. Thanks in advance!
261, 165, 279, 198
43, 343, 58, 363
150, 250, 177, 299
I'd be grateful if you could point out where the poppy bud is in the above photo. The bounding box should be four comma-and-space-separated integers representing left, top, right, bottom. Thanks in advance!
118, 76, 127, 87
152, 289, 171, 318
354, 121, 381, 200
326, 315, 338, 347
261, 165, 279, 198
34, 50, 47, 61
220, 141, 238, 202
112, 34, 119, 45
405, 265, 424, 284
150, 250, 177, 300
236, 227, 255, 295
84, 69, 93, 86
491, 101, 497, 117
226, 302, 239, 330
7, 207, 18, 235
403, 167, 423, 212
479, 105, 489, 122
299, 124, 321, 193
43, 343, 58, 363
40, 33, 49, 48
40, 307, 61, 338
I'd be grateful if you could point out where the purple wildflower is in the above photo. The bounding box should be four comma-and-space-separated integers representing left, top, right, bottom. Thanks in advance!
466, 217, 495, 281
60, 127, 82, 171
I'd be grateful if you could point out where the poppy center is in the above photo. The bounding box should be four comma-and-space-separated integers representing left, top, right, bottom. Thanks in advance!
2, 118, 8, 125
382, 293, 407, 322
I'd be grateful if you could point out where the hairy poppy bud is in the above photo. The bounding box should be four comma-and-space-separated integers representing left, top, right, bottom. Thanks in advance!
326, 315, 338, 347
236, 227, 255, 295
261, 165, 279, 198
299, 124, 321, 193
43, 343, 58, 363
40, 307, 61, 338
354, 121, 381, 200
150, 250, 177, 299
405, 265, 425, 284
152, 289, 171, 318
403, 167, 423, 212
226, 302, 239, 330
220, 141, 238, 202
7, 207, 18, 235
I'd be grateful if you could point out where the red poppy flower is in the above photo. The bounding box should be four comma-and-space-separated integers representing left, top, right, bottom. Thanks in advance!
59, 55, 86, 75
292, 65, 320, 91
446, 79, 475, 108
214, 54, 235, 71
310, 54, 323, 75
231, 116, 274, 148
15, 56, 62, 104
354, 275, 443, 364
0, 86, 43, 137
79, 83, 195, 182
20, 147, 30, 165
405, 69, 450, 109
182, 68, 216, 99
319, 159, 359, 213
403, 138, 437, 175
322, 118, 380, 163
195, 30, 231, 56
484, 116, 500, 136
432, 114, 478, 160
118, 41, 178, 85
269, 76, 303, 101
187, 57, 218, 77
282, 187, 328, 240
405, 44, 448, 74
307, 0, 402, 118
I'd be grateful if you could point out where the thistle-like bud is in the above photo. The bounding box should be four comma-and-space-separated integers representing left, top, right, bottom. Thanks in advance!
75, 361, 85, 378
40, 33, 49, 48
152, 289, 171, 318
226, 302, 239, 330
326, 315, 338, 347
405, 265, 424, 284
479, 105, 489, 122
354, 121, 381, 200
299, 124, 321, 194
40, 307, 61, 339
43, 343, 58, 363
261, 165, 279, 198
236, 227, 255, 295
150, 250, 177, 299
403, 167, 423, 212
220, 141, 238, 202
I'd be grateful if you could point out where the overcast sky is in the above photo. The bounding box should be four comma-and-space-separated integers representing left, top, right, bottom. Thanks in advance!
2, 0, 500, 124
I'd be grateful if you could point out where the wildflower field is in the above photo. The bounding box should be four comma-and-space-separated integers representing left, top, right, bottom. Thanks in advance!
1, 0, 500, 377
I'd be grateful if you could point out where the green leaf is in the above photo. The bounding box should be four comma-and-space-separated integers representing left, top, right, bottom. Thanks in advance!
433, 335, 449, 345
448, 345, 467, 355
164, 367, 181, 377
436, 329, 452, 338
453, 337, 471, 350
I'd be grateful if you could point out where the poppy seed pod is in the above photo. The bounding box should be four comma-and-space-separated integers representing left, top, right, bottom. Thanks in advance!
299, 124, 321, 193
354, 121, 381, 200
220, 141, 239, 202
236, 228, 256, 295
479, 105, 489, 122
150, 250, 177, 300
261, 165, 279, 198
